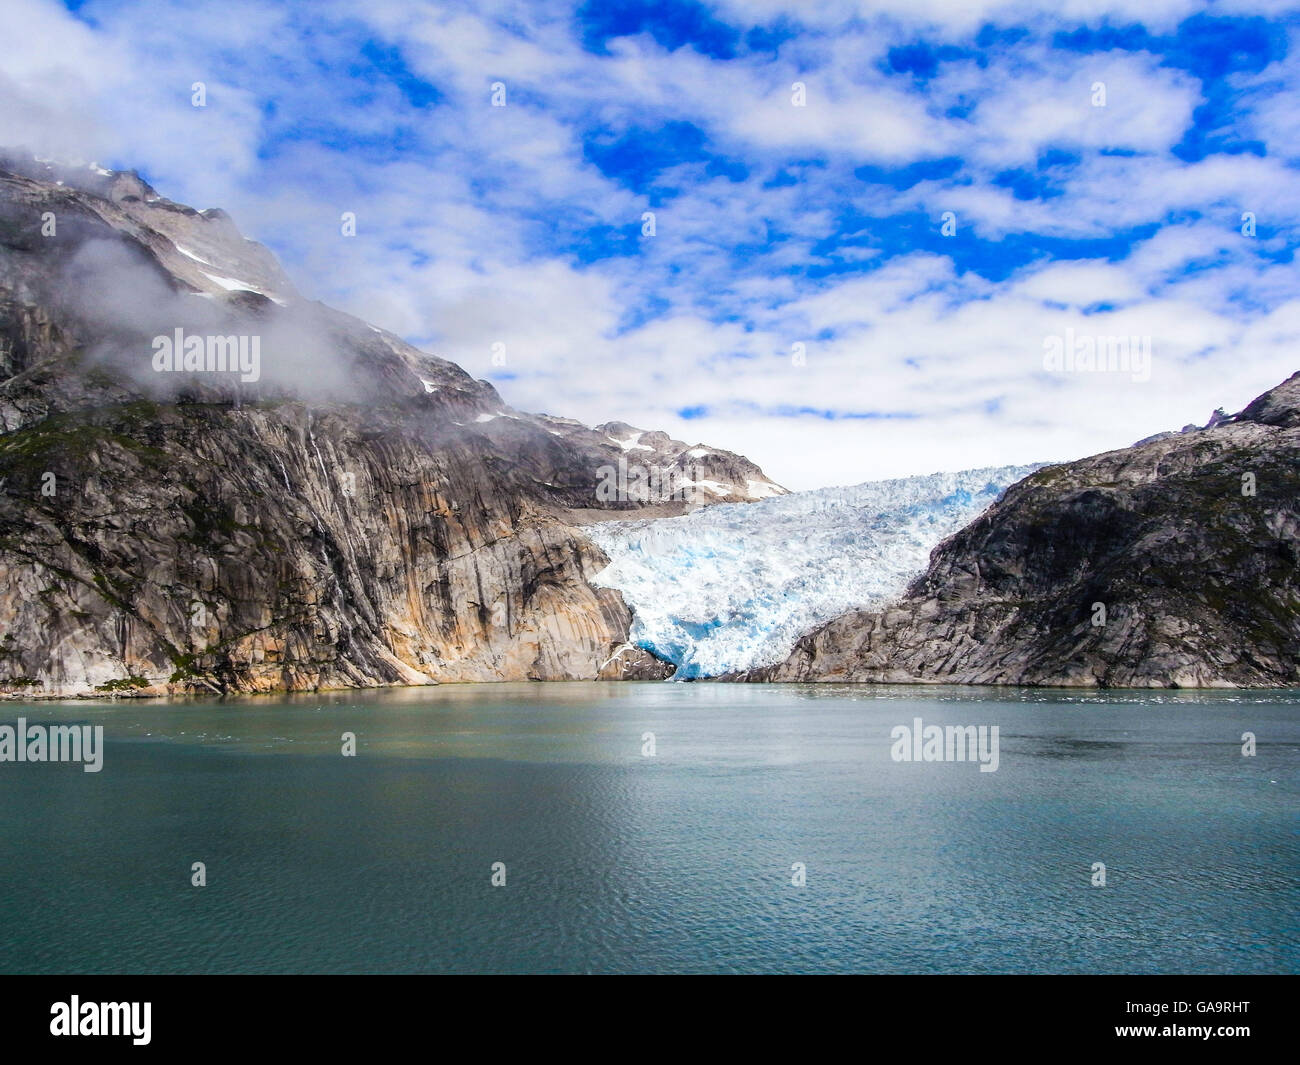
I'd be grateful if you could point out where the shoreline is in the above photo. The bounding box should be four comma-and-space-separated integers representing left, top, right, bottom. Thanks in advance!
4, 675, 1297, 701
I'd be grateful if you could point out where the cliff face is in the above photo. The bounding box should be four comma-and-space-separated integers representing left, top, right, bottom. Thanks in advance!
755, 373, 1300, 688
0, 156, 782, 696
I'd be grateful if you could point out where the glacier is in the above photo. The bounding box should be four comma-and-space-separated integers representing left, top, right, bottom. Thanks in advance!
586, 464, 1044, 679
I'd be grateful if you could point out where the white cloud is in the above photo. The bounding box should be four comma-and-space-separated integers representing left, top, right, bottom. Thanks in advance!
0, 0, 1297, 492
1009, 260, 1147, 305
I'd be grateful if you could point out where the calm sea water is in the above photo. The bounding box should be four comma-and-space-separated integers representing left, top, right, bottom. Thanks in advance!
0, 682, 1295, 974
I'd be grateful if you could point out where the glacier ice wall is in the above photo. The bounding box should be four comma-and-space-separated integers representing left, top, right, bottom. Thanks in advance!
586, 464, 1044, 679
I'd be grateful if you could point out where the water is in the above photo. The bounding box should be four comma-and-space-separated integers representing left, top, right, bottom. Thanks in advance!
0, 683, 1295, 974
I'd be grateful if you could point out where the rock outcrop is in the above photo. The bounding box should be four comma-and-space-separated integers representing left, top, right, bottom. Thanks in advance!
0, 154, 783, 696
752, 373, 1300, 688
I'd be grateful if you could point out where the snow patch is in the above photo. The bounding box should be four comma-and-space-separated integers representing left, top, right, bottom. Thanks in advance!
200, 271, 287, 306
610, 432, 652, 452
680, 477, 732, 497
201, 270, 257, 292
173, 243, 212, 266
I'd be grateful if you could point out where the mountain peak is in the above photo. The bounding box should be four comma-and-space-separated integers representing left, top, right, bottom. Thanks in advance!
0, 152, 790, 695
1232, 370, 1300, 429
755, 370, 1300, 689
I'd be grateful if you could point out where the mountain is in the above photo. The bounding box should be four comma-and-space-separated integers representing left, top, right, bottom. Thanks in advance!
0, 154, 783, 696
750, 373, 1300, 688
586, 465, 1041, 678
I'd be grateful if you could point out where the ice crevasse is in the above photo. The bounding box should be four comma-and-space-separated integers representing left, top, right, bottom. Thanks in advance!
586, 464, 1044, 679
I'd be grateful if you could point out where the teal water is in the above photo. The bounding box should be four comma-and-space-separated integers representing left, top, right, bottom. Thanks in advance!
0, 683, 1295, 974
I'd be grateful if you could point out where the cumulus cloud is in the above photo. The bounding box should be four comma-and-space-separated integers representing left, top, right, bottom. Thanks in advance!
0, 0, 1297, 488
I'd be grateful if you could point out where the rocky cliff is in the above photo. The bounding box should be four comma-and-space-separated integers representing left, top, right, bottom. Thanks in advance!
0, 155, 784, 696
752, 373, 1300, 688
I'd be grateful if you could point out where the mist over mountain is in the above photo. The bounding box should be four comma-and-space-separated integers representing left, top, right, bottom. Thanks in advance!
2, 154, 1296, 696
0, 154, 782, 696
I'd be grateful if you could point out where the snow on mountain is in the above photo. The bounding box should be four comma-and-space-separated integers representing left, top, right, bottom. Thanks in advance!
586, 464, 1044, 679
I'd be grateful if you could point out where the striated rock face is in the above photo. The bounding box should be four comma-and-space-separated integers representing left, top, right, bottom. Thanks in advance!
752, 373, 1300, 688
0, 155, 782, 696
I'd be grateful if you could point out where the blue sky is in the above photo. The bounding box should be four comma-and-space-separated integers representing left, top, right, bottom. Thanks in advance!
3, 0, 1299, 488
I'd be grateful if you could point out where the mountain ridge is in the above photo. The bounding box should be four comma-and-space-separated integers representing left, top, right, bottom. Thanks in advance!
0, 153, 782, 697
745, 372, 1300, 688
